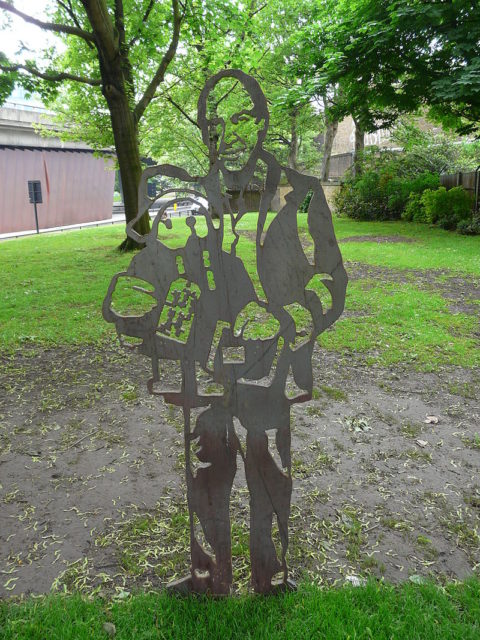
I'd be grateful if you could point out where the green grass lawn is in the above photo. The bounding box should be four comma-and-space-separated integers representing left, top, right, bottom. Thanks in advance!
1, 214, 479, 370
1, 579, 480, 639
331, 218, 480, 274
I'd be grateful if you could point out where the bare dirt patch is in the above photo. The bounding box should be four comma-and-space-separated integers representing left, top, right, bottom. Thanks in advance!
346, 261, 480, 315
1, 338, 479, 597
340, 235, 417, 244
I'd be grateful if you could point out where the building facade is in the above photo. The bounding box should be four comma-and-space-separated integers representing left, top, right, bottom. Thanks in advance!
0, 103, 114, 234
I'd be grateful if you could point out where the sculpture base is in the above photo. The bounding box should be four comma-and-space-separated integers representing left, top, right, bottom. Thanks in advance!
269, 577, 297, 594
166, 574, 230, 596
166, 574, 296, 596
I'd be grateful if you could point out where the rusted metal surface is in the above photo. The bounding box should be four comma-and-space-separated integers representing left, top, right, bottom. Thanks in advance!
103, 69, 347, 594
0, 147, 114, 234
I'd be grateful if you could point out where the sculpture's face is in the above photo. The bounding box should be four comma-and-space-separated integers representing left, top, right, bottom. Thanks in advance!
204, 80, 267, 171
217, 105, 263, 170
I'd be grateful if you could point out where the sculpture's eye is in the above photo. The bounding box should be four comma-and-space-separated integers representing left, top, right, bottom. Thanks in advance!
230, 113, 250, 124
110, 276, 156, 317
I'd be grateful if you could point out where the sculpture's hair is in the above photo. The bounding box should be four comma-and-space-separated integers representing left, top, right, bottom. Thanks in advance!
197, 69, 269, 147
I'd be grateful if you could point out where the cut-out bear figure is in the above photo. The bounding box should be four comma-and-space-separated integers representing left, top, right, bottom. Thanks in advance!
103, 69, 347, 594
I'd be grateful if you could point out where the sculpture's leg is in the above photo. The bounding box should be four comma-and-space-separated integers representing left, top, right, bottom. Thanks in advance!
170, 405, 237, 595
244, 430, 293, 594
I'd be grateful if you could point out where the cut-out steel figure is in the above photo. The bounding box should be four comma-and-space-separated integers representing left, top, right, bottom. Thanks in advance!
103, 69, 347, 594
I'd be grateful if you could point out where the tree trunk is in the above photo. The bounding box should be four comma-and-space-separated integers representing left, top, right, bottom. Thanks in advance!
83, 0, 152, 252
104, 88, 150, 251
320, 118, 338, 182
288, 109, 298, 170
352, 119, 365, 178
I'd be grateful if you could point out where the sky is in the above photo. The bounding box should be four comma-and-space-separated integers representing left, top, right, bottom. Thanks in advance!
1, 0, 52, 59
1, 1, 58, 104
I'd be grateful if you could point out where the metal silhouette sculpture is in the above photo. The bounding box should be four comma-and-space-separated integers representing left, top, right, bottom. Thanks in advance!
103, 69, 347, 595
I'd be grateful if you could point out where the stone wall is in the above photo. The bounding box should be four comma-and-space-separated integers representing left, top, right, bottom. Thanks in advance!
322, 182, 342, 212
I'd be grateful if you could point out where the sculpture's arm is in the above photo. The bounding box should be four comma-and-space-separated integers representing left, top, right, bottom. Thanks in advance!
306, 180, 348, 329
257, 149, 281, 244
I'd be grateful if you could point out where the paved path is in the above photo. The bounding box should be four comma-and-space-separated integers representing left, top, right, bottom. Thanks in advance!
0, 200, 200, 242
0, 213, 127, 241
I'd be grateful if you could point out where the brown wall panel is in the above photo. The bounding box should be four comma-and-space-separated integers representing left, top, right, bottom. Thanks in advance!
0, 148, 115, 233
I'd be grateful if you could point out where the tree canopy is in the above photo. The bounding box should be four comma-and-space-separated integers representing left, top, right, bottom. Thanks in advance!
1, 0, 187, 248
0, 0, 322, 247
0, 0, 479, 248
300, 0, 480, 135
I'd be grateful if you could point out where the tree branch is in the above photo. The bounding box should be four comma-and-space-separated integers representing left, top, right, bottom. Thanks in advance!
166, 96, 200, 129
0, 1, 95, 42
181, 140, 208, 167
250, 2, 267, 18
128, 0, 155, 46
56, 0, 93, 48
269, 134, 291, 145
133, 0, 181, 123
215, 81, 239, 109
79, 0, 117, 62
0, 62, 102, 86
114, 0, 125, 48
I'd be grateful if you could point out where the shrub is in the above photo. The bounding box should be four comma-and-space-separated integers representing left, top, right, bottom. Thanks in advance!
448, 186, 474, 220
421, 187, 449, 224
299, 190, 313, 213
457, 216, 480, 235
421, 186, 473, 229
386, 172, 440, 218
334, 169, 439, 221
333, 173, 384, 220
402, 193, 428, 223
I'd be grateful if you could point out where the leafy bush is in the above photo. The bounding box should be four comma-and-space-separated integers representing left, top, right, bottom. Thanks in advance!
457, 216, 480, 235
421, 187, 450, 224
334, 170, 439, 221
335, 166, 473, 233
402, 193, 428, 222
421, 186, 473, 230
299, 190, 313, 213
390, 120, 480, 175
333, 172, 384, 220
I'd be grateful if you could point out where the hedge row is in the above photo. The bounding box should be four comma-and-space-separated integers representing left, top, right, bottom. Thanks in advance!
333, 169, 478, 234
